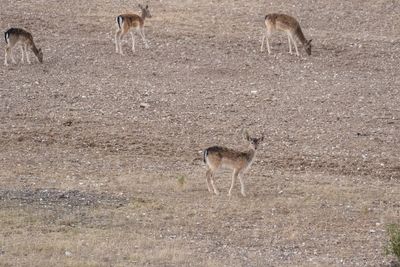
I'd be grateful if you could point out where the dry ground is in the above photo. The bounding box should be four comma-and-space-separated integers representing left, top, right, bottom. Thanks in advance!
1, 0, 400, 266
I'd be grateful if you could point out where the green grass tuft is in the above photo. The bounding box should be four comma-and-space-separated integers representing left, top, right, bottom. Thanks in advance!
176, 175, 186, 188
385, 224, 400, 262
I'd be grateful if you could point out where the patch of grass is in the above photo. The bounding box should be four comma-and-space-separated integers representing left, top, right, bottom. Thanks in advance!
361, 206, 370, 215
385, 224, 400, 262
176, 175, 186, 188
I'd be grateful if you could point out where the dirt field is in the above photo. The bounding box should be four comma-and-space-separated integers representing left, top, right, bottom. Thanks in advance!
1, 0, 400, 266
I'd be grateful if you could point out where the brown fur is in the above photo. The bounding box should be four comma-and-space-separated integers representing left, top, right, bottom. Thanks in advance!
261, 14, 312, 56
115, 4, 152, 54
4, 28, 43, 66
119, 14, 144, 28
203, 133, 264, 197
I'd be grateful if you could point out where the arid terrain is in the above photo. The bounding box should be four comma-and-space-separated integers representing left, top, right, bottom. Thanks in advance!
1, 0, 400, 266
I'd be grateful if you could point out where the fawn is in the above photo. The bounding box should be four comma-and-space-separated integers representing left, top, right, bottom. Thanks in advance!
261, 14, 312, 56
4, 28, 43, 66
203, 132, 264, 197
115, 4, 152, 54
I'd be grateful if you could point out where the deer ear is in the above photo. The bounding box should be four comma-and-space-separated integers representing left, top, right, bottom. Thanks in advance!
146, 5, 148, 9
308, 39, 312, 44
138, 4, 143, 8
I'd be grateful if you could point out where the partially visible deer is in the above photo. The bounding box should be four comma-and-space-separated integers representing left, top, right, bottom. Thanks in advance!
261, 14, 312, 56
4, 28, 43, 66
203, 132, 264, 197
115, 4, 152, 54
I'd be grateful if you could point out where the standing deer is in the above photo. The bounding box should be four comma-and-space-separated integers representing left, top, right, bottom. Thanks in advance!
115, 4, 152, 54
4, 28, 43, 66
261, 14, 312, 56
203, 132, 264, 197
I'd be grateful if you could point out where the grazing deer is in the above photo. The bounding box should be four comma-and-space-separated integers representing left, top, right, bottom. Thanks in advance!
4, 28, 43, 66
203, 132, 264, 197
261, 14, 312, 56
115, 4, 152, 54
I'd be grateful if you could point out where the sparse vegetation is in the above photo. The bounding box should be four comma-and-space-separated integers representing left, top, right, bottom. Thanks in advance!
385, 224, 400, 262
176, 175, 186, 188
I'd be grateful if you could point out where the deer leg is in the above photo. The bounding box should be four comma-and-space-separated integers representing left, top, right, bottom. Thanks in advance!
266, 37, 271, 54
228, 169, 239, 196
119, 32, 127, 55
25, 45, 31, 64
20, 46, 25, 63
261, 32, 266, 52
265, 31, 272, 54
115, 29, 122, 53
210, 180, 219, 195
238, 175, 246, 197
4, 47, 9, 66
139, 27, 149, 49
206, 169, 213, 193
287, 33, 292, 54
130, 31, 136, 52
290, 35, 299, 56
208, 169, 219, 195
9, 47, 16, 64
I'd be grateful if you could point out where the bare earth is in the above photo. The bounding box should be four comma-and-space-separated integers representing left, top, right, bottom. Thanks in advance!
1, 0, 400, 266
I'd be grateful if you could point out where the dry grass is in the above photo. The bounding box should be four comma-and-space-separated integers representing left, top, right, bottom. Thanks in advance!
3, 171, 397, 266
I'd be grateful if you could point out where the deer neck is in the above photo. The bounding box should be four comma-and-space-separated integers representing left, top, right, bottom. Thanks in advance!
295, 27, 308, 45
246, 146, 257, 160
31, 44, 40, 56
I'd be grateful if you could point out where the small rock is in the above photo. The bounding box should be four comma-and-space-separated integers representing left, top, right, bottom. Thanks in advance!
140, 103, 150, 108
63, 120, 73, 126
65, 251, 72, 257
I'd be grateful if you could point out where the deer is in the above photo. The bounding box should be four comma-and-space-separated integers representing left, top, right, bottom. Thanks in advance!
4, 28, 43, 66
115, 4, 152, 54
261, 13, 312, 56
203, 132, 264, 197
